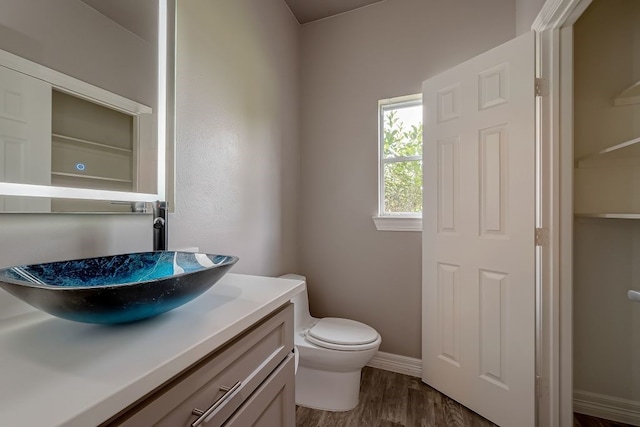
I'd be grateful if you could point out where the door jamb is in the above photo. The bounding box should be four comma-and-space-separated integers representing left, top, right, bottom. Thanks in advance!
532, 0, 592, 425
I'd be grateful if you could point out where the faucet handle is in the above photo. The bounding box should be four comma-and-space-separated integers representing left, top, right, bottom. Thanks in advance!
153, 217, 165, 229
153, 201, 168, 251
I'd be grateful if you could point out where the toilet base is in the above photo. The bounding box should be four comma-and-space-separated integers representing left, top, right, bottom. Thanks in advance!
295, 365, 362, 411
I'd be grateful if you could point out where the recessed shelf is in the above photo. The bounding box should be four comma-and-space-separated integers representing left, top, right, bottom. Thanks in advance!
575, 213, 640, 220
614, 80, 640, 106
52, 133, 132, 153
51, 171, 133, 183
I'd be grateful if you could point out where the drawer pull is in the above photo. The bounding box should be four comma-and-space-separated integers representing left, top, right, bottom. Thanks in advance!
191, 381, 242, 426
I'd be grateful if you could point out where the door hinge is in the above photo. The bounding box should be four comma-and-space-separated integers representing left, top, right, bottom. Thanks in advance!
535, 78, 547, 97
536, 375, 549, 398
535, 227, 549, 247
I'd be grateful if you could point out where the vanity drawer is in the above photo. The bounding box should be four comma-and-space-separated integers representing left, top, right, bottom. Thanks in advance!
110, 303, 293, 427
221, 353, 295, 427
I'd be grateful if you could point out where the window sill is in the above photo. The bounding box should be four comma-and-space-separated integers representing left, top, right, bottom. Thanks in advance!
372, 216, 422, 232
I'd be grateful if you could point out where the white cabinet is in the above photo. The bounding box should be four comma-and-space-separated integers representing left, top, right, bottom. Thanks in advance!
105, 303, 295, 427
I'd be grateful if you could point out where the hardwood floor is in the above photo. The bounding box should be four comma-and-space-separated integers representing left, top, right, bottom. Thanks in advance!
296, 367, 637, 427
295, 367, 496, 427
574, 413, 635, 427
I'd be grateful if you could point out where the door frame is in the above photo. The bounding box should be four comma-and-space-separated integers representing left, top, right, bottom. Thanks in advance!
532, 0, 592, 425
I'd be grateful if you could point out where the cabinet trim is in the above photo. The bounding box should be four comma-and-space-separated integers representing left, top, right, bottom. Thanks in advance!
0, 48, 151, 115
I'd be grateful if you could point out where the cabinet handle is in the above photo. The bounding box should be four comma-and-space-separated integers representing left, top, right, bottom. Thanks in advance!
191, 381, 242, 427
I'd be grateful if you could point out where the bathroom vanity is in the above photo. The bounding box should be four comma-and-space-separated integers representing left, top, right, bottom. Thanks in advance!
0, 273, 304, 426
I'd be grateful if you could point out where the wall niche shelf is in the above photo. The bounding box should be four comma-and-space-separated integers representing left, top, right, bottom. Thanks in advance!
614, 80, 640, 106
52, 133, 133, 154
51, 90, 136, 197
51, 171, 133, 184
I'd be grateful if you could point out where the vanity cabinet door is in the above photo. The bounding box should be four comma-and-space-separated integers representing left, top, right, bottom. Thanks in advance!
221, 354, 295, 427
109, 303, 293, 427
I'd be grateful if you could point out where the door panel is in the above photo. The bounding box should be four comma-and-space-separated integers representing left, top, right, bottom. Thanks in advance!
0, 64, 51, 212
422, 31, 535, 427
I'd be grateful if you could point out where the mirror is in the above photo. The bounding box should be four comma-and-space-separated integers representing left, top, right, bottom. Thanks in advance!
0, 0, 174, 213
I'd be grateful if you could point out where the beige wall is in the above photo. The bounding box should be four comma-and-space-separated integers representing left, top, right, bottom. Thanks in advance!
573, 219, 640, 400
0, 214, 151, 321
0, 0, 156, 107
573, 0, 640, 402
0, 1, 517, 360
0, 2, 157, 317
298, 0, 515, 358
515, 0, 546, 35
169, 0, 300, 276
0, 0, 299, 320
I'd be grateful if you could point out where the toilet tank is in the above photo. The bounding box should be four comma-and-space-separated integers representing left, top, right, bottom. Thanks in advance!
279, 274, 311, 330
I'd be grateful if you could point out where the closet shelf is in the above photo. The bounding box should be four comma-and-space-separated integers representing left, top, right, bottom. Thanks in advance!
575, 136, 640, 167
52, 133, 133, 153
51, 171, 133, 183
575, 213, 640, 220
614, 80, 640, 106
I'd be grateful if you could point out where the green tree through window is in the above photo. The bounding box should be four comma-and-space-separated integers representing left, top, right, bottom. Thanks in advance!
381, 102, 423, 214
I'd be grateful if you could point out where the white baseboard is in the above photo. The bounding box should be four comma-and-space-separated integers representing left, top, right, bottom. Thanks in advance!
574, 389, 640, 425
367, 351, 422, 378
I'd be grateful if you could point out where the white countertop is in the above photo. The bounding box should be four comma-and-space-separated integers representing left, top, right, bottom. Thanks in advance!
0, 273, 304, 427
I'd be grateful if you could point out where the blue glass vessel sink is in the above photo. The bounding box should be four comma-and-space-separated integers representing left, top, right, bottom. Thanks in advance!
0, 251, 238, 324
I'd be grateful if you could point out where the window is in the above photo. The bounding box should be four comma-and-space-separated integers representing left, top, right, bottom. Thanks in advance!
373, 94, 423, 231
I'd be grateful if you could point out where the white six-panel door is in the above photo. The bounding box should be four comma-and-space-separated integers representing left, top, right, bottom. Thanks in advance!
422, 31, 535, 427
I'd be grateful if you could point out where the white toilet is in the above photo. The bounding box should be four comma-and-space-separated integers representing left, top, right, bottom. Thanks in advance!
280, 274, 381, 412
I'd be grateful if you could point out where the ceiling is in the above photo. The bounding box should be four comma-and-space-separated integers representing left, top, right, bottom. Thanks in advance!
284, 0, 385, 24
79, 1, 384, 31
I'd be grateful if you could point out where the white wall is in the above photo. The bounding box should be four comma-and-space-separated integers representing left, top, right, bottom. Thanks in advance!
298, 0, 516, 358
169, 0, 300, 276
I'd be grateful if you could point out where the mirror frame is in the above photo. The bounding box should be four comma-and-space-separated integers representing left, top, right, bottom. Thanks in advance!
0, 0, 174, 207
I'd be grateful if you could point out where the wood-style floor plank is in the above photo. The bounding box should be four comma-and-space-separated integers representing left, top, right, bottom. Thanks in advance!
296, 406, 326, 427
573, 412, 635, 427
296, 367, 494, 427
296, 367, 634, 427
406, 387, 430, 427
376, 421, 405, 427
379, 368, 410, 425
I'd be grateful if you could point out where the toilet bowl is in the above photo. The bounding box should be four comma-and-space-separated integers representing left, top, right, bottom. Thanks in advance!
280, 274, 381, 412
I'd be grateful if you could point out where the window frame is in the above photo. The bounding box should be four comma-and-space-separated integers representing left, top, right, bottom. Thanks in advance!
373, 94, 423, 232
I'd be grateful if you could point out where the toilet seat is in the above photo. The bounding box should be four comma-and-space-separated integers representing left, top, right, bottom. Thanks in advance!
304, 317, 380, 351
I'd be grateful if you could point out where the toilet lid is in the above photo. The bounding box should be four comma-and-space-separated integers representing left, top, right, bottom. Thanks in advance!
307, 318, 379, 346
